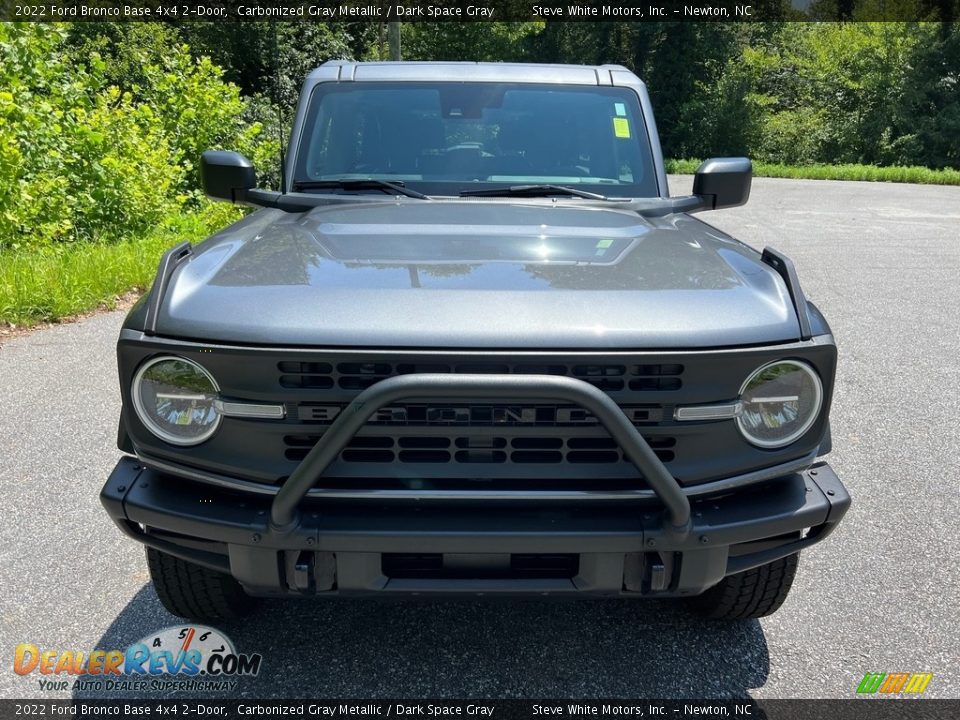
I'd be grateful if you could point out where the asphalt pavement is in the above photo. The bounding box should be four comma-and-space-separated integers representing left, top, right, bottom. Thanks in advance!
1, 176, 957, 700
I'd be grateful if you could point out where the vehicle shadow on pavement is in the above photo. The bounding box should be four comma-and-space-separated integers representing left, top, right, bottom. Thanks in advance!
75, 584, 769, 699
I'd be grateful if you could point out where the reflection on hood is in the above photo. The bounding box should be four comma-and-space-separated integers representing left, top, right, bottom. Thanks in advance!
208, 201, 743, 292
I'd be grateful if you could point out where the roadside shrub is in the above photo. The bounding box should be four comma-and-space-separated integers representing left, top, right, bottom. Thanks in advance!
0, 24, 262, 250
75, 34, 266, 194
66, 24, 274, 190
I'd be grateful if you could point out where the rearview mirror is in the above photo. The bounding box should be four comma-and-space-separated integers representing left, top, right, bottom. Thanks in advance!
693, 157, 752, 210
201, 150, 256, 204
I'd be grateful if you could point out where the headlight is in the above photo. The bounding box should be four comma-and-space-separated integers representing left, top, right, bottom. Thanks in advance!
737, 360, 822, 448
132, 356, 221, 446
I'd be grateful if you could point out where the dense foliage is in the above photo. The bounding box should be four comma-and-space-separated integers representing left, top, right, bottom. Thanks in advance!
0, 23, 267, 250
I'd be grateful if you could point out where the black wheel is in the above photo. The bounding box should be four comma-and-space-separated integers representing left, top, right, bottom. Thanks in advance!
690, 553, 799, 620
146, 547, 256, 623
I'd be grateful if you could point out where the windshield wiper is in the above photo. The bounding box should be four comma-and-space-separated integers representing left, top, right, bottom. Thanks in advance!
460, 184, 608, 200
294, 179, 428, 199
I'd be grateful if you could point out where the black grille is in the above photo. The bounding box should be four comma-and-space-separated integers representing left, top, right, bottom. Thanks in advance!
278, 360, 683, 392
283, 433, 676, 466
274, 358, 685, 489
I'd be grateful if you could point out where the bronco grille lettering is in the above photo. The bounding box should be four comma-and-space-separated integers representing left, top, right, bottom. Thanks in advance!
298, 404, 662, 426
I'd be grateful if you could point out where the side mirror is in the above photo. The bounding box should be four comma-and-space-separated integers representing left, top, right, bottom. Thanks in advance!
201, 150, 256, 204
692, 157, 752, 210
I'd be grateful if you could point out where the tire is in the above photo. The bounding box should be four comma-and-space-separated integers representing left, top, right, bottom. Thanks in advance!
690, 553, 799, 620
146, 547, 256, 623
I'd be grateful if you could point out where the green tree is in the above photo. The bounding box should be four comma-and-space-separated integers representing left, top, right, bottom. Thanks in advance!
178, 23, 354, 109
892, 23, 960, 167
400, 22, 543, 62
742, 22, 922, 165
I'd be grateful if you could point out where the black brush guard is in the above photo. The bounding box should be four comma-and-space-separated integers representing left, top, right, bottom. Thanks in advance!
270, 374, 692, 538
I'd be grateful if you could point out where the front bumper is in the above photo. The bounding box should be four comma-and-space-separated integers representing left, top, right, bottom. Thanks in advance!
105, 373, 849, 597
101, 456, 849, 597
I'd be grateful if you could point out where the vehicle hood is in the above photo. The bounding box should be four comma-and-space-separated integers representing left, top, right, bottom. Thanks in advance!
154, 200, 801, 348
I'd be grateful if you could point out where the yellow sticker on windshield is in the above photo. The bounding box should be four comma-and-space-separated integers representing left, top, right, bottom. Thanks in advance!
596, 239, 614, 249
613, 117, 631, 139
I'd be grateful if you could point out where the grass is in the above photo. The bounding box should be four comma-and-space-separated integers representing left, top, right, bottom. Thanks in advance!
666, 159, 960, 185
0, 211, 231, 328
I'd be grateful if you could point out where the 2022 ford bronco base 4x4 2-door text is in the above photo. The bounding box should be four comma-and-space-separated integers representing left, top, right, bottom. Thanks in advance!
101, 62, 850, 622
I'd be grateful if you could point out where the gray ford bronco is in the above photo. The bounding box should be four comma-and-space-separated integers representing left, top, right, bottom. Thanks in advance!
101, 62, 850, 622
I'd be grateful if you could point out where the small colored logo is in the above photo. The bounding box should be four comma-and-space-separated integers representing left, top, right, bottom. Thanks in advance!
14, 625, 261, 692
856, 672, 933, 695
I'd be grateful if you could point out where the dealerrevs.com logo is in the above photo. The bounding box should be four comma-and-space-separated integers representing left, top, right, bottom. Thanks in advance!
856, 672, 933, 695
14, 625, 262, 693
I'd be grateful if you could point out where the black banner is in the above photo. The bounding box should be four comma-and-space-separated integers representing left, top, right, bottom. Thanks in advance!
0, 700, 957, 720
0, 0, 958, 23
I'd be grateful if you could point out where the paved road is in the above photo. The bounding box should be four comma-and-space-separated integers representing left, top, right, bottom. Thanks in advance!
1, 177, 958, 700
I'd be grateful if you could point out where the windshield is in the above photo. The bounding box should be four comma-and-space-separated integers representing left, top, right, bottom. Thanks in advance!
294, 82, 659, 198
